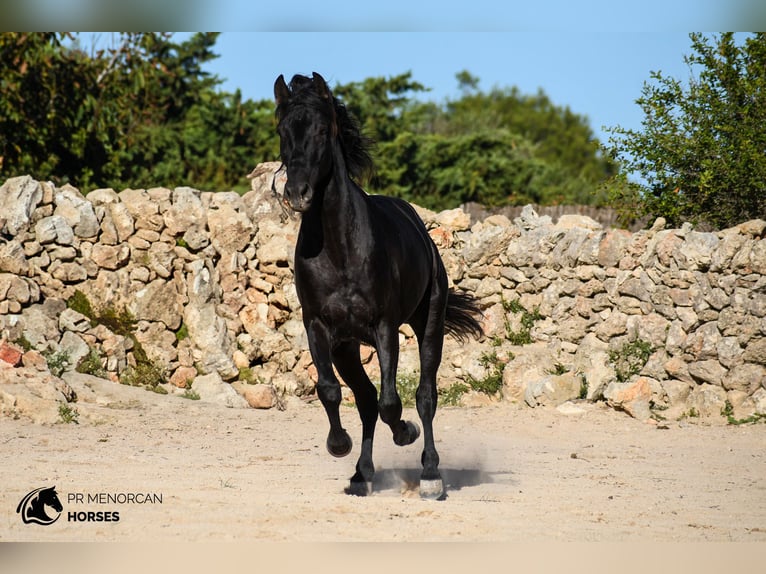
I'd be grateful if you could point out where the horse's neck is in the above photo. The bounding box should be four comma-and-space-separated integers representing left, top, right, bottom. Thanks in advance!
30, 496, 44, 512
304, 148, 372, 260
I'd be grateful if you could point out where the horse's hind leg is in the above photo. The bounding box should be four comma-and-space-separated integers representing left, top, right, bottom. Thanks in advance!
412, 285, 448, 500
332, 342, 378, 496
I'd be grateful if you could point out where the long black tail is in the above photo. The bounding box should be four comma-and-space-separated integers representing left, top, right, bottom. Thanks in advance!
444, 289, 484, 343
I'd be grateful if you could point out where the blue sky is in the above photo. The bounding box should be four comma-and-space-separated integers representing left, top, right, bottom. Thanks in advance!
180, 31, 718, 147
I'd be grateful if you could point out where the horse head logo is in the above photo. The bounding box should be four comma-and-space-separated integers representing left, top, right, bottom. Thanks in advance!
16, 486, 63, 525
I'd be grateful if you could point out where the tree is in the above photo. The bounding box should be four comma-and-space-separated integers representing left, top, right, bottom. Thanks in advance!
605, 33, 766, 229
0, 32, 279, 192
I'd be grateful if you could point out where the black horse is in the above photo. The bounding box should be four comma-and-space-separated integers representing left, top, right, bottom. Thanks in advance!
274, 72, 483, 499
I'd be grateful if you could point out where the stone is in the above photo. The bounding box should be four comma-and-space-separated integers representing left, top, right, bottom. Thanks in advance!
598, 229, 632, 268
59, 331, 91, 370
685, 322, 721, 360
164, 187, 206, 235
603, 376, 653, 420
0, 364, 72, 424
0, 341, 23, 366
0, 175, 43, 236
572, 333, 614, 400
434, 208, 471, 231
184, 260, 238, 380
169, 366, 197, 388
90, 243, 130, 270
0, 240, 30, 275
35, 215, 74, 245
722, 363, 766, 394
54, 186, 100, 238
688, 360, 727, 386
59, 309, 92, 333
129, 279, 183, 331
233, 381, 278, 409
524, 372, 581, 407
742, 338, 766, 365
687, 383, 728, 419
191, 372, 249, 408
207, 192, 255, 254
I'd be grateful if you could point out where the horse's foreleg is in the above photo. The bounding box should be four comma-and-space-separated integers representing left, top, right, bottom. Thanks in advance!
307, 321, 352, 458
332, 342, 378, 496
375, 323, 421, 447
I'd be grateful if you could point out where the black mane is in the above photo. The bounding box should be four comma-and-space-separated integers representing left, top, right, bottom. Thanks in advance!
275, 74, 375, 182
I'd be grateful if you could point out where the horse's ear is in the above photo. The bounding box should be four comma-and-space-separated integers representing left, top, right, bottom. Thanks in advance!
312, 72, 331, 100
274, 74, 290, 105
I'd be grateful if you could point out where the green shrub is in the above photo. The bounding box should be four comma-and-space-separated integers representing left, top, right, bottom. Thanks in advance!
608, 339, 654, 382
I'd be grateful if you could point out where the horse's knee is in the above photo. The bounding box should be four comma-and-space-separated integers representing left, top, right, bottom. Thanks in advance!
377, 395, 402, 425
316, 379, 342, 405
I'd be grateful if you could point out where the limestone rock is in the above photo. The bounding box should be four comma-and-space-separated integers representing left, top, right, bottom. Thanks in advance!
0, 176, 42, 236
191, 372, 249, 408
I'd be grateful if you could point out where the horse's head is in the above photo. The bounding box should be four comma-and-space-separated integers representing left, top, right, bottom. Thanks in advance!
40, 486, 63, 512
274, 72, 338, 213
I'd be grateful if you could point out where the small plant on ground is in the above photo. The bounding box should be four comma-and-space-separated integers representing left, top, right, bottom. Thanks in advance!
43, 349, 71, 377
395, 372, 419, 408
119, 361, 166, 390
181, 388, 201, 400
721, 400, 766, 425
608, 339, 654, 383
238, 366, 262, 384
76, 348, 108, 378
545, 362, 570, 376
438, 382, 470, 406
58, 404, 79, 424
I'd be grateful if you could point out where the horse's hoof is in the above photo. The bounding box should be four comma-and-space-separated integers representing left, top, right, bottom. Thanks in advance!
419, 478, 445, 500
326, 430, 353, 458
345, 481, 373, 497
393, 420, 421, 446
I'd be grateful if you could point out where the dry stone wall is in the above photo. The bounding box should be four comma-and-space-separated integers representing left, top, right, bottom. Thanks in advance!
1, 164, 765, 424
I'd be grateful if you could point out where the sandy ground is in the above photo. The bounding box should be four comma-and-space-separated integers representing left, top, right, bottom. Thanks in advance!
1, 378, 765, 544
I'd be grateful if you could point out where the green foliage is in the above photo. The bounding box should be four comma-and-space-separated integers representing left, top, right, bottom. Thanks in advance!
175, 323, 189, 342
66, 290, 165, 389
181, 389, 201, 400
608, 339, 654, 383
1, 35, 616, 211
438, 382, 470, 407
0, 32, 278, 192
43, 349, 71, 377
578, 373, 589, 400
605, 33, 766, 229
67, 290, 96, 323
466, 351, 504, 396
119, 362, 166, 389
395, 372, 419, 408
76, 348, 107, 378
238, 366, 263, 385
58, 404, 79, 424
13, 335, 33, 352
502, 297, 542, 346
545, 363, 570, 376
721, 400, 766, 425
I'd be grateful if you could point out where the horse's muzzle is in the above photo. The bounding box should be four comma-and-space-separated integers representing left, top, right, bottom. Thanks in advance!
285, 181, 314, 213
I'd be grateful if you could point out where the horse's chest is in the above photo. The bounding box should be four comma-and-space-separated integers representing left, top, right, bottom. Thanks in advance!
296, 264, 377, 339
